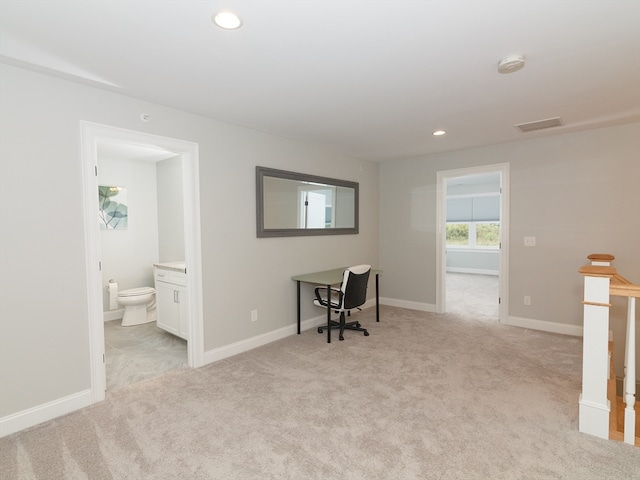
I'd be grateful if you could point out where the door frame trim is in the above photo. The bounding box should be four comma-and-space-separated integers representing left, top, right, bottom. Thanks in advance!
435, 163, 510, 322
80, 121, 204, 403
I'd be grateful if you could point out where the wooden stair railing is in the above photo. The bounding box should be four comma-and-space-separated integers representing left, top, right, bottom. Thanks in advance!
579, 253, 639, 446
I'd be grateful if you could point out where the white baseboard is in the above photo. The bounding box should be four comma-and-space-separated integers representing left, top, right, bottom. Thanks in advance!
203, 314, 328, 365
0, 389, 93, 438
505, 315, 584, 337
379, 297, 437, 312
446, 268, 499, 276
103, 309, 123, 322
202, 299, 380, 365
379, 298, 582, 337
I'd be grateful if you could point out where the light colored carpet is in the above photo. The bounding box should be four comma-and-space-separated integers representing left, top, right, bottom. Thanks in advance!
446, 272, 499, 321
1, 306, 639, 479
103, 272, 496, 392
104, 320, 187, 391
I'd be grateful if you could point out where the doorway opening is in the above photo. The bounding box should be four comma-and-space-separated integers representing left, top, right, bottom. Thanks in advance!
81, 122, 204, 404
436, 163, 510, 323
98, 144, 187, 390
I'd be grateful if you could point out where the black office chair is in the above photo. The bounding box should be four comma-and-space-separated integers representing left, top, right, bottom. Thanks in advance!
314, 265, 371, 341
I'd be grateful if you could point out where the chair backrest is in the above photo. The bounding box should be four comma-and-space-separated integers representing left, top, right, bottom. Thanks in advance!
341, 265, 371, 310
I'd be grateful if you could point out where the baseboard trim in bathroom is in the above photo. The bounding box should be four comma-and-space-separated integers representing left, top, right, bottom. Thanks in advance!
103, 310, 124, 322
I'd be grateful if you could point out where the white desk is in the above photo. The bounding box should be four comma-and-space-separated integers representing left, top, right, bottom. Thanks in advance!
291, 267, 382, 343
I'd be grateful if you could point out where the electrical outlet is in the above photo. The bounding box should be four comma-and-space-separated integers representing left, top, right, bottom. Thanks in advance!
251, 309, 258, 322
524, 236, 536, 247
524, 296, 532, 306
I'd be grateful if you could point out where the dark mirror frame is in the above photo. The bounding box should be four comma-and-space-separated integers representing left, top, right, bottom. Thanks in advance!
256, 166, 359, 238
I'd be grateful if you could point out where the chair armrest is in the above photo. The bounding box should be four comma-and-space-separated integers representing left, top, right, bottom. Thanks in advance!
314, 287, 342, 309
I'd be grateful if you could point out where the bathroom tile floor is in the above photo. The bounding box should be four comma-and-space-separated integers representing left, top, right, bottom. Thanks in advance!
104, 320, 188, 391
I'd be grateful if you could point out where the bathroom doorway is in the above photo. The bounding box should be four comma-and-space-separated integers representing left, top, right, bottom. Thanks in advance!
97, 143, 187, 390
81, 122, 204, 403
436, 163, 510, 324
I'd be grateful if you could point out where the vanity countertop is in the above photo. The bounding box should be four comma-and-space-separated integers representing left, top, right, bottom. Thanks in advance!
153, 261, 186, 274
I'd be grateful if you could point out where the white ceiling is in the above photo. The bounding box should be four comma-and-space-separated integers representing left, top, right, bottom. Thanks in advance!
1, 1, 639, 162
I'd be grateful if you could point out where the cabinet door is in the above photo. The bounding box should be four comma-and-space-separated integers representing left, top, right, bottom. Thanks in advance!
177, 285, 190, 340
156, 281, 180, 336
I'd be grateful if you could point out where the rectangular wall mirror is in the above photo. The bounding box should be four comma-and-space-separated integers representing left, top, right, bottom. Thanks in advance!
256, 166, 359, 237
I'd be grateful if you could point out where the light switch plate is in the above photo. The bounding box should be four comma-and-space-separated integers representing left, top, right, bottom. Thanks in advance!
524, 236, 536, 247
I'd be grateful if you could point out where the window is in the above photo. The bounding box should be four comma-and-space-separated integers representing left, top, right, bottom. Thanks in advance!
446, 223, 469, 246
446, 222, 500, 248
446, 192, 500, 249
476, 222, 500, 247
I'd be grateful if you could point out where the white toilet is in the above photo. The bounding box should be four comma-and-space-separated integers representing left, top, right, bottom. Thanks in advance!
118, 287, 157, 326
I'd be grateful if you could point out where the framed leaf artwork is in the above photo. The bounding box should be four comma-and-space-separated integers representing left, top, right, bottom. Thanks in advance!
99, 186, 128, 230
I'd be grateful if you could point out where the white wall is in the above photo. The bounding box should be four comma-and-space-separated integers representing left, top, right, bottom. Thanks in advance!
446, 250, 499, 274
156, 156, 185, 262
263, 177, 305, 229
98, 157, 160, 312
0, 64, 379, 422
380, 122, 640, 379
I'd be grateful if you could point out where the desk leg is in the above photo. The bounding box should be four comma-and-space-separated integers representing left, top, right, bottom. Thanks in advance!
297, 281, 301, 334
376, 273, 380, 322
326, 283, 332, 343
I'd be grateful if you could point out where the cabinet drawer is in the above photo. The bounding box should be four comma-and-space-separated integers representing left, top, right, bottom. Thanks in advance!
154, 268, 187, 286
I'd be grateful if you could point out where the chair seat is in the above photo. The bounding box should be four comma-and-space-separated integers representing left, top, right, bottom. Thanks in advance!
313, 298, 341, 310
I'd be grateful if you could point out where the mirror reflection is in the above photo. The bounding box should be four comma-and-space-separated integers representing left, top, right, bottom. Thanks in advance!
256, 167, 359, 237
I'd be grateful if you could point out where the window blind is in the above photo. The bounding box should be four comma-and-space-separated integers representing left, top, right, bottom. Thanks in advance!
446, 195, 499, 222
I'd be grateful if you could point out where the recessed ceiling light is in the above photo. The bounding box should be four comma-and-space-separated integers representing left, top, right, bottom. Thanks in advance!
213, 11, 242, 30
433, 130, 447, 136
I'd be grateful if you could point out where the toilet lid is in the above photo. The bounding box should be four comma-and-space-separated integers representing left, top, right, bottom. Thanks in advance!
119, 286, 155, 297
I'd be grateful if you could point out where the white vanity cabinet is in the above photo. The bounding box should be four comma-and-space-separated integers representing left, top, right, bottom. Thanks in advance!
153, 264, 189, 340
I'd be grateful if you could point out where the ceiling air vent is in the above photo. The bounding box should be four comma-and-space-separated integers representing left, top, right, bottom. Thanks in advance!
515, 117, 563, 133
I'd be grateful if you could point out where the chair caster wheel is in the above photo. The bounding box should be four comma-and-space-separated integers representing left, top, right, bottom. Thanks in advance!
339, 335, 344, 341
317, 327, 323, 334
355, 322, 361, 327
364, 331, 369, 336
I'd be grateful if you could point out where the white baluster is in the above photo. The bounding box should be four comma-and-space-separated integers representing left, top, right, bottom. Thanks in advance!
624, 296, 636, 445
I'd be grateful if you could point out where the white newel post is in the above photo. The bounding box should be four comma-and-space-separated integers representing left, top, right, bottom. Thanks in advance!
578, 265, 615, 440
